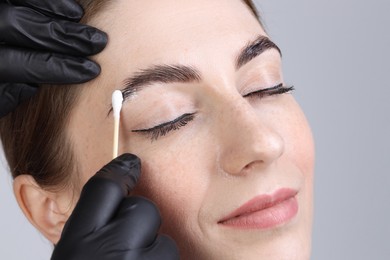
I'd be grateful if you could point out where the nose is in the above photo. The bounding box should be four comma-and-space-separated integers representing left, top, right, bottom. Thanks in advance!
216, 98, 284, 176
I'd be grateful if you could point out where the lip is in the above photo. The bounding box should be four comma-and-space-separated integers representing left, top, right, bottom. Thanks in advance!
218, 188, 298, 229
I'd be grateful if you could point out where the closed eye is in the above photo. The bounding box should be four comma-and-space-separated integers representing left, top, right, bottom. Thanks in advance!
132, 113, 196, 141
243, 83, 294, 98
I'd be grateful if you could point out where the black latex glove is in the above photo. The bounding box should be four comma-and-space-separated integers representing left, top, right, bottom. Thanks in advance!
51, 153, 179, 260
0, 0, 108, 118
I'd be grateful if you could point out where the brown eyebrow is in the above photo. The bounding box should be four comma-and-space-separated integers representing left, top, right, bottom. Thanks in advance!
236, 35, 281, 69
122, 65, 201, 100
120, 35, 281, 102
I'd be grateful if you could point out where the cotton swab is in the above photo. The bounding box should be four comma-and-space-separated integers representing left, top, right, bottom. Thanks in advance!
112, 90, 123, 159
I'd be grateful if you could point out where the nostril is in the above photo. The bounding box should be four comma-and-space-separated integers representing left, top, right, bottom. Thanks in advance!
243, 160, 264, 171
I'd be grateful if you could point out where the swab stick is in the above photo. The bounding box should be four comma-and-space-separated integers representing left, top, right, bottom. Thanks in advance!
112, 90, 123, 159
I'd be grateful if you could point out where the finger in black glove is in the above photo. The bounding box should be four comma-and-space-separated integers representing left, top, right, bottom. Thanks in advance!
51, 153, 179, 260
0, 0, 108, 118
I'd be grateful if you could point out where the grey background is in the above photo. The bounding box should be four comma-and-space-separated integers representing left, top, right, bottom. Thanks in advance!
1, 0, 389, 259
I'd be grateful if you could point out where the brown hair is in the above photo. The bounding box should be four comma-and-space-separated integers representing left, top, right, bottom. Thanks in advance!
0, 0, 260, 191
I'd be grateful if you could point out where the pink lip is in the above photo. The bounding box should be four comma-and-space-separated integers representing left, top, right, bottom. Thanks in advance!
218, 188, 298, 229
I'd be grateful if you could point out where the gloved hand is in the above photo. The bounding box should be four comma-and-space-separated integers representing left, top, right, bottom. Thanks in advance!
0, 0, 108, 118
51, 153, 179, 260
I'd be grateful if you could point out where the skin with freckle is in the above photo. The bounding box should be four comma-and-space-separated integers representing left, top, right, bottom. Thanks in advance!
46, 0, 315, 259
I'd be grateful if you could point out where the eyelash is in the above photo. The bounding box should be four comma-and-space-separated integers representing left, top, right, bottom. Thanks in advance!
132, 83, 294, 141
243, 83, 294, 98
132, 113, 196, 141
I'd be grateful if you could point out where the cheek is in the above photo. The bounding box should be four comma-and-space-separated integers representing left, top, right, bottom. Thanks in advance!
130, 136, 210, 237
284, 102, 315, 178
266, 97, 315, 177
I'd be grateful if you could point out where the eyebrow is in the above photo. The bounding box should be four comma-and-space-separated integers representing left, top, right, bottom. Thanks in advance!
120, 35, 281, 101
122, 65, 201, 99
236, 35, 281, 69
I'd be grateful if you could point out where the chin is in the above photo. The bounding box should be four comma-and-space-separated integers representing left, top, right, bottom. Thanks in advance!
178, 229, 311, 260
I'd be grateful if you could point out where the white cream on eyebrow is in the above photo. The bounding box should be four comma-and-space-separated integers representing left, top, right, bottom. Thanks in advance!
123, 90, 138, 103
112, 90, 123, 158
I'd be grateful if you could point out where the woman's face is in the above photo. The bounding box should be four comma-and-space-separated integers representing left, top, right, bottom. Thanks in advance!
68, 0, 315, 259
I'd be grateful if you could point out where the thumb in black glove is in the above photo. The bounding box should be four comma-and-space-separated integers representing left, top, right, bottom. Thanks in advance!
0, 0, 108, 118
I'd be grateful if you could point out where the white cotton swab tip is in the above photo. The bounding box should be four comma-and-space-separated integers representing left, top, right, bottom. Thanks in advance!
112, 90, 123, 159
112, 90, 124, 118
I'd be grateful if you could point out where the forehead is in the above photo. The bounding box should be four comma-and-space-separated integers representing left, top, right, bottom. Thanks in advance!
92, 0, 265, 70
